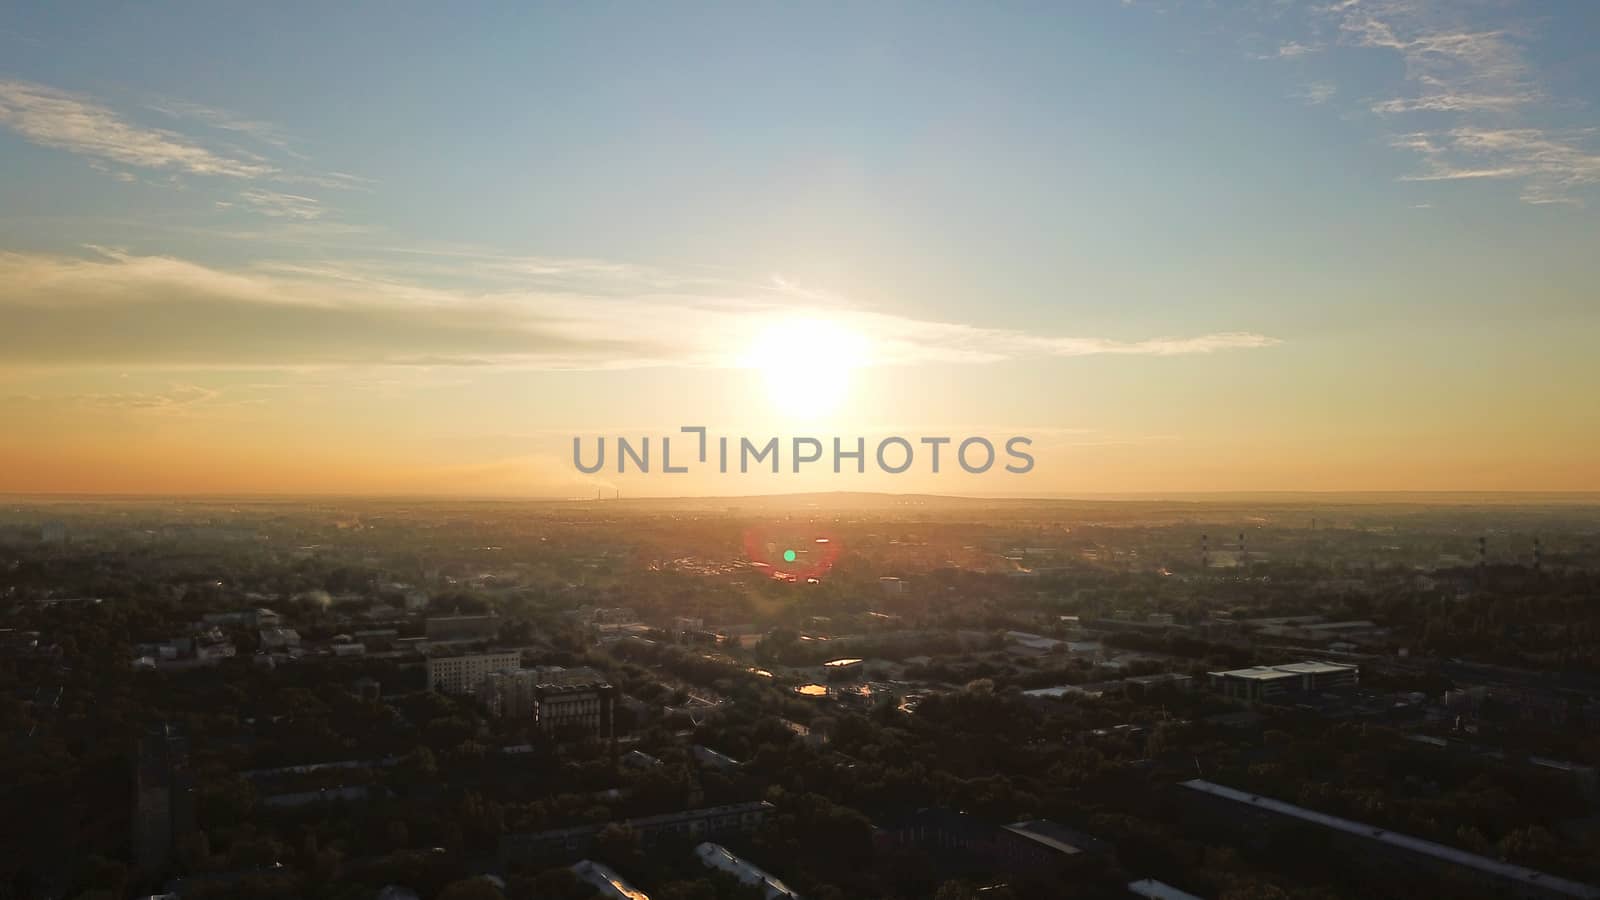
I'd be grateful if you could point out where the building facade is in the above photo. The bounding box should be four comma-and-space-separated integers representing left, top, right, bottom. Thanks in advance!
500, 801, 774, 864
426, 650, 522, 695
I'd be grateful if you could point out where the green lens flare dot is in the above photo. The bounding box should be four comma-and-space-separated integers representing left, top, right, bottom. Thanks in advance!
783, 549, 797, 563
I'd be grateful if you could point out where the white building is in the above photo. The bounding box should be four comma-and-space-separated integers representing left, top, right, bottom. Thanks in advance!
695, 843, 800, 899
425, 650, 521, 695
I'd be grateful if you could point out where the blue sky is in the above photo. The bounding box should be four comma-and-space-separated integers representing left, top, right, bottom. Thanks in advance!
1, 1, 1598, 494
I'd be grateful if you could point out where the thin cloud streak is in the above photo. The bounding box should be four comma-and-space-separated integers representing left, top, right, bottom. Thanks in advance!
0, 80, 275, 178
0, 80, 372, 216
145, 96, 307, 160
238, 189, 324, 220
0, 249, 1279, 372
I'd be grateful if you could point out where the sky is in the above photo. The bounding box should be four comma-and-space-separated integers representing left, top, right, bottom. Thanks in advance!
2, 0, 1598, 497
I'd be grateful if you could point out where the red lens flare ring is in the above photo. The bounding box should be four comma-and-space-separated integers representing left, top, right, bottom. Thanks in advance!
742, 525, 841, 581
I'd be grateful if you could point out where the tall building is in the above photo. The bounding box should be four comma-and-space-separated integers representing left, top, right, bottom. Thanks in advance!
534, 679, 616, 738
133, 725, 194, 873
478, 666, 611, 729
426, 650, 521, 695
479, 668, 539, 718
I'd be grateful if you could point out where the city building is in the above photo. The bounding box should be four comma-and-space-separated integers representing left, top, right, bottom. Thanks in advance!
1179, 780, 1600, 900
692, 744, 742, 771
478, 667, 614, 736
202, 608, 280, 629
571, 860, 650, 900
426, 650, 522, 695
478, 669, 539, 718
1005, 631, 1066, 654
258, 626, 301, 650
1127, 879, 1205, 899
1124, 673, 1195, 694
823, 658, 863, 680
424, 614, 499, 643
875, 809, 1109, 877
133, 725, 194, 873
694, 843, 800, 899
500, 801, 774, 864
534, 679, 616, 738
1207, 661, 1359, 703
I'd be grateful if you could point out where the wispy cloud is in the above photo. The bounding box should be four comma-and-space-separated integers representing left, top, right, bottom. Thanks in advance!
0, 248, 1279, 372
1295, 82, 1338, 105
1218, 1, 1597, 205
0, 80, 370, 218
238, 189, 323, 220
1394, 127, 1600, 204
0, 80, 276, 178
1271, 40, 1319, 58
145, 96, 306, 159
1316, 0, 1595, 204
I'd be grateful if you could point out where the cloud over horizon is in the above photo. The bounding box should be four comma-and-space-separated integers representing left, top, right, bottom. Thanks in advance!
0, 248, 1279, 372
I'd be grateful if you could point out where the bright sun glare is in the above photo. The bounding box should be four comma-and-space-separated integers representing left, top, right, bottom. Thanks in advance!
744, 318, 869, 420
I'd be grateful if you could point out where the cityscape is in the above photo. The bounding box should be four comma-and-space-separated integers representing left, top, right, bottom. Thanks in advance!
3, 1, 1600, 898
3, 495, 1599, 898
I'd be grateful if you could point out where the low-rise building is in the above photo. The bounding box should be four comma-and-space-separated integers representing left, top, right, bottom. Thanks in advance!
692, 744, 742, 771
424, 614, 499, 643
822, 658, 863, 680
695, 843, 799, 899
1208, 661, 1358, 703
875, 809, 1109, 877
571, 860, 650, 900
500, 802, 774, 864
1179, 779, 1599, 900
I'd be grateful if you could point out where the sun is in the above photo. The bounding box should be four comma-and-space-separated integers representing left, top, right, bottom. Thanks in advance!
743, 317, 869, 420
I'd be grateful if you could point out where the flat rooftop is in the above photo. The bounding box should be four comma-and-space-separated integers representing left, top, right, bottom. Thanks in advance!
1181, 780, 1600, 899
1127, 879, 1205, 900
1210, 661, 1357, 680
